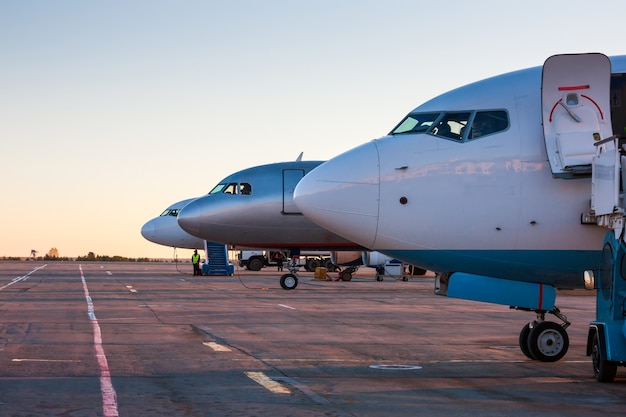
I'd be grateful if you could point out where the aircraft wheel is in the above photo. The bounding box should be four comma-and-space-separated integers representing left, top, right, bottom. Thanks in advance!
527, 321, 569, 362
280, 274, 298, 290
518, 322, 536, 360
591, 333, 618, 382
339, 271, 352, 281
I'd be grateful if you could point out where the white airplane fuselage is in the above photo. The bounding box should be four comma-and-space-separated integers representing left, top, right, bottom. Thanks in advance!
141, 198, 205, 249
294, 56, 626, 289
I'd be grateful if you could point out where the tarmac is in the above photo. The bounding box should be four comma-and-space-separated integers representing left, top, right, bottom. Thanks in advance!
0, 260, 624, 417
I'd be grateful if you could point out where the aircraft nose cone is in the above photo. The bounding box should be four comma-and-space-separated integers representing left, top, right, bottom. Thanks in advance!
140, 221, 156, 242
294, 141, 380, 248
177, 199, 203, 237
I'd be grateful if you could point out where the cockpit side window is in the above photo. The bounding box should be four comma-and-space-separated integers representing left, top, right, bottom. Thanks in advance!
430, 112, 470, 141
240, 182, 252, 195
159, 209, 171, 217
390, 112, 441, 135
169, 209, 179, 217
468, 110, 509, 140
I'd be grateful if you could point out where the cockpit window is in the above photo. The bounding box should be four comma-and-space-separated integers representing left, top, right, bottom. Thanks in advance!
390, 112, 441, 135
430, 112, 470, 141
390, 110, 509, 142
209, 183, 227, 194
240, 182, 252, 195
468, 110, 509, 140
159, 208, 179, 217
208, 182, 252, 195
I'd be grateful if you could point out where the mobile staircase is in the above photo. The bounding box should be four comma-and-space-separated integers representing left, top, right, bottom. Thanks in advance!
202, 241, 234, 276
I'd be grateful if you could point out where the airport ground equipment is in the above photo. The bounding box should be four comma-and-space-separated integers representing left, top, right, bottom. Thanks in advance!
584, 136, 626, 382
201, 242, 234, 275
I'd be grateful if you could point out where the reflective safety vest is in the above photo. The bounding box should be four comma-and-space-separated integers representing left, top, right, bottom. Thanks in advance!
192, 253, 200, 264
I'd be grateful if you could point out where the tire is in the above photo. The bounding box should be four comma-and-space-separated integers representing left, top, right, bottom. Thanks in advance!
527, 321, 569, 362
519, 322, 536, 360
305, 259, 319, 273
280, 274, 298, 290
247, 257, 264, 272
591, 333, 618, 382
339, 270, 352, 281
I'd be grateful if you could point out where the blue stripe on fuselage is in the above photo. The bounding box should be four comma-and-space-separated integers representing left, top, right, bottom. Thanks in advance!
381, 249, 601, 289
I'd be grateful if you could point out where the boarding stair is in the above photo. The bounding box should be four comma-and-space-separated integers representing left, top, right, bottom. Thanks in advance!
203, 241, 234, 276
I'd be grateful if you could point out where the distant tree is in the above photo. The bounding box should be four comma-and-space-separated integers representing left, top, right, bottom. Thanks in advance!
46, 247, 59, 258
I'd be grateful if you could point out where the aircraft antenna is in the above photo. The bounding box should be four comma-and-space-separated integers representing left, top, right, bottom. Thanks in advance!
295, 152, 303, 162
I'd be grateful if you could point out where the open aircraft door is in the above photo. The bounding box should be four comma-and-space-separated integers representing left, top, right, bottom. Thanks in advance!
542, 53, 613, 178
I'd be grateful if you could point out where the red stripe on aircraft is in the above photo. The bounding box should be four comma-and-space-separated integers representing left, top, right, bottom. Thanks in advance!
558, 85, 590, 91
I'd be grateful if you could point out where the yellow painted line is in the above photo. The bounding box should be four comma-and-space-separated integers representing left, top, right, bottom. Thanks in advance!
202, 342, 232, 352
245, 372, 291, 394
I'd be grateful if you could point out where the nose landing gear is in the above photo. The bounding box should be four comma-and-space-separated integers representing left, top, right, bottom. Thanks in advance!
518, 308, 570, 362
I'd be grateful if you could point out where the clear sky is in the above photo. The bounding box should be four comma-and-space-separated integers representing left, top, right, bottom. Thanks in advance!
1, 0, 624, 259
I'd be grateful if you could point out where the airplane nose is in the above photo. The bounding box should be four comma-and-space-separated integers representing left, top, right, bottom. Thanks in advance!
140, 220, 156, 241
294, 141, 380, 248
177, 199, 203, 237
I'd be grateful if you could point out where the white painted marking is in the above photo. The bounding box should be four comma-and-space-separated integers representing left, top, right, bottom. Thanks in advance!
370, 364, 422, 370
278, 304, 296, 310
245, 372, 291, 394
203, 342, 232, 352
80, 265, 119, 417
106, 271, 112, 275
12, 358, 80, 363
0, 265, 47, 291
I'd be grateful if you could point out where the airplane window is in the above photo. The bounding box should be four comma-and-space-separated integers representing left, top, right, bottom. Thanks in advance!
209, 184, 227, 194
159, 209, 171, 217
390, 112, 441, 135
169, 209, 179, 217
468, 110, 509, 140
430, 112, 470, 141
240, 183, 252, 195
222, 183, 239, 194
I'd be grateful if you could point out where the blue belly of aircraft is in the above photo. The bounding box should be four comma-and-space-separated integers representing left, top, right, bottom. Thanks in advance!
381, 249, 602, 288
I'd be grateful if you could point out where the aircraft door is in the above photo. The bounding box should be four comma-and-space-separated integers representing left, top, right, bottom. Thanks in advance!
542, 53, 612, 177
282, 169, 305, 214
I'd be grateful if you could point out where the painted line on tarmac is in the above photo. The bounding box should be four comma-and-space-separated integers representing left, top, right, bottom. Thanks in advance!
12, 358, 81, 363
278, 304, 296, 310
0, 264, 47, 291
203, 342, 232, 352
245, 372, 291, 394
80, 265, 119, 417
125, 285, 137, 293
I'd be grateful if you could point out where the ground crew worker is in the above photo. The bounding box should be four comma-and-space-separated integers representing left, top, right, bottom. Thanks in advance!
192, 249, 201, 276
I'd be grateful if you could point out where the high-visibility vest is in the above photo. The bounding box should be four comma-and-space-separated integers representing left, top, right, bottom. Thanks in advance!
192, 253, 200, 264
